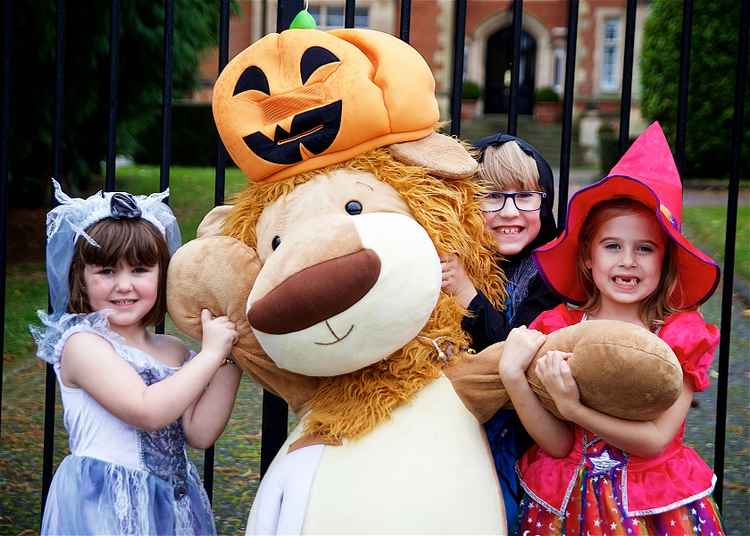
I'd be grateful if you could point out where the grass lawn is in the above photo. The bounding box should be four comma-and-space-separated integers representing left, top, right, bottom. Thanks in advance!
1, 167, 748, 534
115, 165, 249, 241
683, 206, 750, 281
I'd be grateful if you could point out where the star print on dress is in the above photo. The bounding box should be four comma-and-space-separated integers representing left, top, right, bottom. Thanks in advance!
588, 450, 622, 474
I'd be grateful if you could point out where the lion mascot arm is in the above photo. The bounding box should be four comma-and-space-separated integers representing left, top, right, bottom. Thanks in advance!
445, 319, 683, 423
166, 206, 320, 416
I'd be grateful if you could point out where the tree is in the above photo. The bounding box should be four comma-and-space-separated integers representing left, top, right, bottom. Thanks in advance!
6, 1, 221, 206
640, 0, 749, 179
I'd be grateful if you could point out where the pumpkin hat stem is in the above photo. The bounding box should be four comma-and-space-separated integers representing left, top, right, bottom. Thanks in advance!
290, 5, 317, 30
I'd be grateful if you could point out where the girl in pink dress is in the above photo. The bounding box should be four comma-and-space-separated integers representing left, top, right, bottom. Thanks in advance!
499, 123, 725, 535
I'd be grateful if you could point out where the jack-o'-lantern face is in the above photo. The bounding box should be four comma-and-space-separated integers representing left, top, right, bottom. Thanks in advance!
213, 29, 439, 183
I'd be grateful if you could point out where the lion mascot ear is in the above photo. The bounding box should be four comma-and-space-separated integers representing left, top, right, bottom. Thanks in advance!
167, 207, 319, 414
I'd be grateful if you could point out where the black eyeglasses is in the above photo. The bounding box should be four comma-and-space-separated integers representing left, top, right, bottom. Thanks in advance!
479, 191, 546, 213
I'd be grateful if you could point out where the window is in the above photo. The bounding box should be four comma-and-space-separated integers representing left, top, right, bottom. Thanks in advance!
600, 17, 621, 92
553, 48, 565, 93
308, 5, 370, 29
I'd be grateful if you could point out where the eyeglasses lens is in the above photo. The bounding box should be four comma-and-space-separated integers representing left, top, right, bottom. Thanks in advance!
480, 192, 543, 212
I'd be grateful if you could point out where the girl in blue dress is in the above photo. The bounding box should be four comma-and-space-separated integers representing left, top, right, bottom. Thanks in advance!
32, 181, 241, 535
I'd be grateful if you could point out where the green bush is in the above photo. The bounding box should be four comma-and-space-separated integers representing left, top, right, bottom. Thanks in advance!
133, 103, 227, 167
535, 86, 560, 103
6, 1, 225, 207
598, 123, 620, 175
462, 80, 482, 101
641, 0, 749, 179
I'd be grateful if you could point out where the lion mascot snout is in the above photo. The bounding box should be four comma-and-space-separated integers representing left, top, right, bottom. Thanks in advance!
166, 26, 682, 535
246, 171, 443, 377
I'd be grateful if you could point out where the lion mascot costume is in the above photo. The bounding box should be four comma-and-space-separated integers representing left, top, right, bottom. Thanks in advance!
166, 27, 682, 535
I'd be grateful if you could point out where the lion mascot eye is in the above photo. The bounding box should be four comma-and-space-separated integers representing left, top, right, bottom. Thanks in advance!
345, 200, 362, 215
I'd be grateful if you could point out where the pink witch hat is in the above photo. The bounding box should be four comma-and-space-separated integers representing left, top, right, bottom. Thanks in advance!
533, 122, 720, 308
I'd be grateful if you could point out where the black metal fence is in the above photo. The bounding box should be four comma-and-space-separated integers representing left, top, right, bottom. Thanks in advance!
0, 0, 747, 526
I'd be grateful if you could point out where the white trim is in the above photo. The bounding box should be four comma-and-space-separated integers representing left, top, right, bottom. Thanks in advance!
307, 4, 371, 29
593, 7, 625, 96
600, 17, 621, 92
466, 11, 553, 91
624, 473, 717, 517
552, 47, 565, 94
517, 432, 717, 521
516, 463, 566, 518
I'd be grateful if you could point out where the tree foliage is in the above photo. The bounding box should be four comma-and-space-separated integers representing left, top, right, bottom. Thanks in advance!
641, 0, 749, 179
7, 1, 220, 206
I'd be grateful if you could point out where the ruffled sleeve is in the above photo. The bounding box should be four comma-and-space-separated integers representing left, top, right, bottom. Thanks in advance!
30, 310, 119, 366
528, 304, 583, 334
659, 311, 719, 392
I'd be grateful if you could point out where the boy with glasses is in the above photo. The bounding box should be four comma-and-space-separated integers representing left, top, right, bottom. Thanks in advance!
441, 134, 560, 533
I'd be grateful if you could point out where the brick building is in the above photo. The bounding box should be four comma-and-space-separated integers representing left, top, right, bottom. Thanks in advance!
195, 0, 650, 152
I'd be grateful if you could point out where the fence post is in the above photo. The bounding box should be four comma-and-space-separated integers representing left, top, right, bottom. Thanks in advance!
507, 0, 523, 136
257, 0, 307, 479
713, 0, 749, 510
557, 0, 579, 226
449, 0, 468, 136
0, 0, 12, 445
40, 0, 66, 517
617, 0, 636, 154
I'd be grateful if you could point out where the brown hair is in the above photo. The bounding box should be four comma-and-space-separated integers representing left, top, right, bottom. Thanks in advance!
68, 218, 171, 326
575, 198, 682, 328
477, 141, 541, 192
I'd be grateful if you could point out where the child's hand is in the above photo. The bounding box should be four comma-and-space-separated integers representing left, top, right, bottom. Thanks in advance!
498, 326, 546, 381
200, 309, 238, 358
440, 254, 477, 307
535, 350, 579, 418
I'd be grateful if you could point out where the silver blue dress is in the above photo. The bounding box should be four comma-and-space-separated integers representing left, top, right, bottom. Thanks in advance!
32, 311, 216, 535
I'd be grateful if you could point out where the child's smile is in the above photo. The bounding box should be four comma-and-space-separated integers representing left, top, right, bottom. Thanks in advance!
482, 190, 542, 256
611, 275, 639, 289
84, 261, 159, 329
586, 212, 666, 317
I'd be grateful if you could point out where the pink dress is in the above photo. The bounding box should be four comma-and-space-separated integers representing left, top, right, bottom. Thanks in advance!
516, 304, 725, 536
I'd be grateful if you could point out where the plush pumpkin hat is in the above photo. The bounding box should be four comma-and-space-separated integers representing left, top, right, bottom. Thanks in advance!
534, 122, 720, 308
212, 28, 441, 183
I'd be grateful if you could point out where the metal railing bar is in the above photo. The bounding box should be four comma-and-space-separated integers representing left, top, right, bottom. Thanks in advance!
41, 0, 66, 517
617, 0, 636, 155
262, 0, 268, 36
713, 0, 749, 510
557, 0, 578, 226
258, 0, 304, 480
203, 0, 232, 503
277, 0, 304, 33
345, 0, 355, 28
105, 0, 120, 192
674, 0, 693, 179
507, 0, 523, 136
399, 0, 411, 43
0, 0, 11, 443
213, 0, 230, 209
449, 0, 468, 137
154, 0, 175, 339
160, 0, 175, 193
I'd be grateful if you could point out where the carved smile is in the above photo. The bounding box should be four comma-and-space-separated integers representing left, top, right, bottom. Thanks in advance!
315, 320, 354, 346
242, 100, 342, 165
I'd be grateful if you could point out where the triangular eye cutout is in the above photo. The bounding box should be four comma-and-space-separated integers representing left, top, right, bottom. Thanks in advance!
234, 65, 270, 96
300, 46, 340, 84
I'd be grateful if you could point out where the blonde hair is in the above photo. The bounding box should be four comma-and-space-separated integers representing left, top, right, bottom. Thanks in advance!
575, 198, 683, 329
224, 147, 507, 442
477, 141, 541, 192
